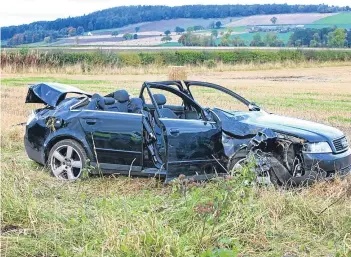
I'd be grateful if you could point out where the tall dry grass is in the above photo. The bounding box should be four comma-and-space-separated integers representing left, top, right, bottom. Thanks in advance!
1, 66, 351, 256
2, 60, 351, 75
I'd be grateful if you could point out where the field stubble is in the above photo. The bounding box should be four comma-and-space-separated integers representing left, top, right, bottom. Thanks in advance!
1, 65, 351, 256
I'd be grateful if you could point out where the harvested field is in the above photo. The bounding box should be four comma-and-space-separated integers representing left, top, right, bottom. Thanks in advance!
1, 65, 351, 256
90, 17, 239, 35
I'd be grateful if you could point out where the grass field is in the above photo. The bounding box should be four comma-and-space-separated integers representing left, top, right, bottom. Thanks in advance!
214, 32, 292, 45
312, 12, 351, 25
1, 65, 351, 256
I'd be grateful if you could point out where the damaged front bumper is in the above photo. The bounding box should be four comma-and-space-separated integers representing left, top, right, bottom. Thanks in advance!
303, 148, 351, 178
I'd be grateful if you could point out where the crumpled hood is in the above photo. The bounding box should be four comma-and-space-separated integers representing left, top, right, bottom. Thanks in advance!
25, 82, 91, 107
213, 109, 344, 142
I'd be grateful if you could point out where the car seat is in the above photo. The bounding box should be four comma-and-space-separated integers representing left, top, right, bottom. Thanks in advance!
128, 98, 143, 113
153, 94, 178, 119
112, 89, 130, 112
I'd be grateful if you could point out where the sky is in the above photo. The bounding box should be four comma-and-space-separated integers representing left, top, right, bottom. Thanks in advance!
0, 0, 350, 27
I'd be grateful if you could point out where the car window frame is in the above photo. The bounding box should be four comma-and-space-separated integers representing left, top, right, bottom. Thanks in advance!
140, 82, 208, 121
184, 81, 251, 108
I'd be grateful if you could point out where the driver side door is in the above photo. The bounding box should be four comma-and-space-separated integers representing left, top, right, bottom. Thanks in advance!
159, 118, 223, 180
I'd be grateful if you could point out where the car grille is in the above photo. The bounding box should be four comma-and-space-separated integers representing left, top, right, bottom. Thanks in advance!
333, 137, 349, 152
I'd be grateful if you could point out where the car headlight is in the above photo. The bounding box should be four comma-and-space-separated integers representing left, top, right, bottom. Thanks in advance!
27, 110, 36, 125
303, 142, 332, 153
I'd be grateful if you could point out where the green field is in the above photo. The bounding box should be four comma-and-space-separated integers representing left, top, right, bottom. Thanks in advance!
215, 32, 292, 45
196, 26, 247, 34
305, 24, 351, 29
312, 12, 351, 25
158, 42, 183, 47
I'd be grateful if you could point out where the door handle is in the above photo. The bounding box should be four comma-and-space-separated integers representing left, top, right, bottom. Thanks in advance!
170, 128, 180, 135
85, 119, 97, 125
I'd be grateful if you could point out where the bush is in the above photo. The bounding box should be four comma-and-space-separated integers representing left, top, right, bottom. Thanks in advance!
1, 49, 351, 71
204, 59, 217, 69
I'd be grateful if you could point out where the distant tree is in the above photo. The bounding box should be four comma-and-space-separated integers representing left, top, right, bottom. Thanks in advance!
215, 21, 222, 29
112, 31, 119, 37
313, 32, 320, 43
232, 35, 245, 46
44, 36, 52, 44
75, 36, 80, 45
264, 32, 278, 46
310, 39, 317, 47
88, 21, 94, 31
135, 27, 140, 33
67, 27, 77, 37
250, 33, 264, 46
178, 32, 212, 46
270, 16, 278, 25
347, 30, 351, 47
194, 25, 204, 31
227, 27, 233, 34
208, 21, 215, 29
220, 33, 231, 46
161, 36, 172, 42
175, 26, 185, 33
164, 30, 171, 36
77, 26, 85, 35
295, 39, 302, 47
328, 28, 346, 47
123, 33, 133, 40
187, 27, 194, 32
211, 30, 218, 38
133, 33, 138, 39
59, 27, 69, 37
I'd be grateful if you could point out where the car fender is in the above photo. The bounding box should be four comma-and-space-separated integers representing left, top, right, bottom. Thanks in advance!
43, 128, 95, 164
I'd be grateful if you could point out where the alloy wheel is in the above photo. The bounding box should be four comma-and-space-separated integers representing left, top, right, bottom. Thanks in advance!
50, 145, 83, 181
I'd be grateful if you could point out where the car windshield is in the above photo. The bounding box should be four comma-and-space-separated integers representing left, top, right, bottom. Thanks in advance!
188, 85, 250, 112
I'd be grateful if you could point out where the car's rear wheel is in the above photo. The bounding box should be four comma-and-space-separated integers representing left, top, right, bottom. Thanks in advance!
48, 139, 87, 181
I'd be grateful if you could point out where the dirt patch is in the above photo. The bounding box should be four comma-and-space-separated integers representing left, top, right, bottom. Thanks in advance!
1, 224, 20, 233
232, 75, 331, 82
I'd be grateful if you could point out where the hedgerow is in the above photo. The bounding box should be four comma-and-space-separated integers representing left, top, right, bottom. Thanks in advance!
1, 49, 351, 70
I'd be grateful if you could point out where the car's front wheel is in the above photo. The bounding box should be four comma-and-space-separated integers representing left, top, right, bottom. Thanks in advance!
48, 139, 87, 181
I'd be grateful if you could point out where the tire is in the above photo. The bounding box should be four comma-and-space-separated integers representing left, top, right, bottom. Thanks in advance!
48, 139, 87, 181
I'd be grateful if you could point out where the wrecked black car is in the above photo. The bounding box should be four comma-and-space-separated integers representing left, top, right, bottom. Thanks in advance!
24, 81, 351, 185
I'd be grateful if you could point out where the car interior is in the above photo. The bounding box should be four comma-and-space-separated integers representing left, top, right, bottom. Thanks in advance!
82, 88, 202, 121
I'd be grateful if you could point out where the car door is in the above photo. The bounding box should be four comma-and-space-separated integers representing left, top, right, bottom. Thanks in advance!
79, 110, 143, 172
158, 115, 223, 180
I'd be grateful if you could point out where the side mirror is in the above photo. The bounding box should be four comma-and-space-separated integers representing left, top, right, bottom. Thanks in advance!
249, 102, 260, 111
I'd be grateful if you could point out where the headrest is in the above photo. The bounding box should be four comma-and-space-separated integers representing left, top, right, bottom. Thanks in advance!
129, 98, 143, 113
91, 94, 115, 109
153, 94, 166, 105
91, 93, 102, 100
113, 90, 129, 103
104, 97, 115, 105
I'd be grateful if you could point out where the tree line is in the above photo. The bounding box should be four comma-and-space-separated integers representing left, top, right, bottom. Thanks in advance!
2, 4, 350, 44
176, 27, 351, 48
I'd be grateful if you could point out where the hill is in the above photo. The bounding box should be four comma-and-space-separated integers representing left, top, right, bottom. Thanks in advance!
2, 4, 349, 45
89, 18, 240, 36
225, 13, 335, 26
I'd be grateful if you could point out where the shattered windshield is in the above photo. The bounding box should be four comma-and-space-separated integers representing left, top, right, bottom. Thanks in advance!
188, 85, 249, 112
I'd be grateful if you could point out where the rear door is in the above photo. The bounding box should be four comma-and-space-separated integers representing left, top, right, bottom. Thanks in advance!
79, 110, 143, 172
